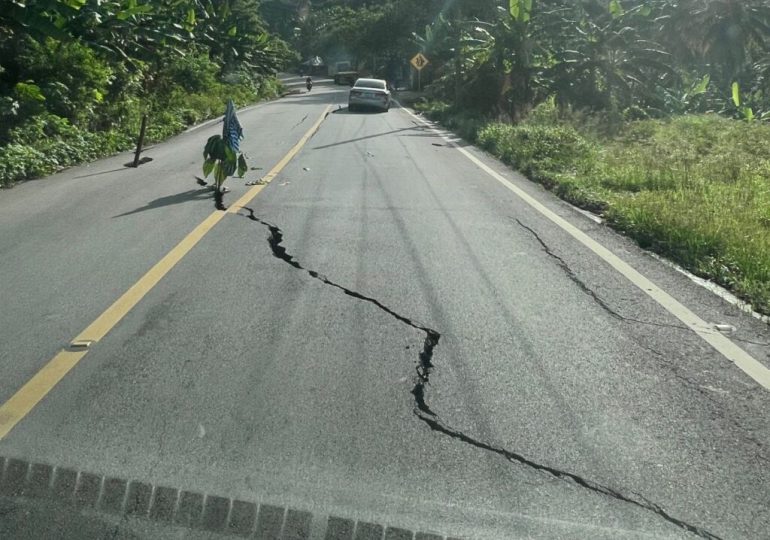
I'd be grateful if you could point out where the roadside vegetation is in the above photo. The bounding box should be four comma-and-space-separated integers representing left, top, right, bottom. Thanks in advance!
290, 0, 769, 316
447, 101, 770, 314
1, 0, 292, 187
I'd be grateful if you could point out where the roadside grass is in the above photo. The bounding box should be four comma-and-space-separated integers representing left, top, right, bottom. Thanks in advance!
416, 100, 770, 315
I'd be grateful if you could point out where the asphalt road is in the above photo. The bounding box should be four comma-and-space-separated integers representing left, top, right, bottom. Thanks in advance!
0, 78, 769, 540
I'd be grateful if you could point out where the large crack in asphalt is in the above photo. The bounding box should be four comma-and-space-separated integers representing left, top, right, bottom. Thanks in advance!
515, 219, 640, 324
518, 219, 770, 432
517, 219, 770, 347
242, 207, 723, 540
517, 219, 769, 463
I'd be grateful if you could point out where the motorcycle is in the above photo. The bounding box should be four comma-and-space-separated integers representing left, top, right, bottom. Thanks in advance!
306, 78, 313, 92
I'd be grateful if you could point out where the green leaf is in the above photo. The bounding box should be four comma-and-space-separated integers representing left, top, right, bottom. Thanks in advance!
732, 81, 741, 107
203, 159, 215, 178
214, 162, 227, 186
510, 0, 530, 22
609, 0, 624, 18
223, 157, 237, 177
204, 135, 218, 158
62, 0, 86, 9
741, 106, 754, 121
14, 82, 45, 102
213, 137, 225, 160
510, 0, 519, 20
228, 26, 237, 37
692, 74, 710, 96
237, 154, 247, 178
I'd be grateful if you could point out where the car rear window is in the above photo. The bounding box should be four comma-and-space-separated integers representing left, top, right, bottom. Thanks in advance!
355, 80, 386, 90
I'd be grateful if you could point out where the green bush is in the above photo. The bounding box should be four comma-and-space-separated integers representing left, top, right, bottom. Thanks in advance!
0, 113, 137, 186
0, 144, 57, 186
477, 123, 595, 177
257, 77, 283, 99
156, 51, 220, 94
17, 39, 114, 128
414, 100, 485, 142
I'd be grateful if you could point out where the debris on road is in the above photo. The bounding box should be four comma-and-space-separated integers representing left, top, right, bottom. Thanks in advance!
715, 324, 737, 334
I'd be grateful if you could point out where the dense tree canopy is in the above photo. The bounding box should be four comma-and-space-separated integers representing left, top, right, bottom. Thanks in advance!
0, 0, 294, 186
0, 0, 291, 138
3, 0, 769, 187
284, 0, 770, 120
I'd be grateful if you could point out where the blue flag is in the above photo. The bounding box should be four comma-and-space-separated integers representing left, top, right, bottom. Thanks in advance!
223, 99, 243, 153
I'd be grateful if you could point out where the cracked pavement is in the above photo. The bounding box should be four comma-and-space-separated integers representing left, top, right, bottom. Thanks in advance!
0, 83, 768, 539
241, 209, 723, 540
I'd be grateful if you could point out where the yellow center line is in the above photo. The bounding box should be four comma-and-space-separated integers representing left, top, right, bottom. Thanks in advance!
0, 105, 332, 441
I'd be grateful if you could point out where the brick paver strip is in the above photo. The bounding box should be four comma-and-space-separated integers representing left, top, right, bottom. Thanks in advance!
284, 508, 313, 539
385, 527, 414, 540
26, 463, 53, 498
255, 503, 285, 539
355, 522, 384, 540
0, 458, 27, 497
126, 480, 152, 517
0, 456, 459, 540
175, 490, 204, 527
202, 494, 230, 531
74, 472, 100, 508
100, 477, 127, 514
325, 516, 355, 540
227, 499, 258, 537
149, 486, 178, 522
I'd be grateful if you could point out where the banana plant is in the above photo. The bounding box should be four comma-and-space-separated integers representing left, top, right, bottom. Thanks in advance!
202, 101, 248, 209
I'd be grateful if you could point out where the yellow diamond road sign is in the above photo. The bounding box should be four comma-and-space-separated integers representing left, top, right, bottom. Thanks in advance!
411, 53, 429, 71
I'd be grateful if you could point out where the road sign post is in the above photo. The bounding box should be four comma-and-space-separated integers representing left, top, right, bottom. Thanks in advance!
410, 53, 429, 92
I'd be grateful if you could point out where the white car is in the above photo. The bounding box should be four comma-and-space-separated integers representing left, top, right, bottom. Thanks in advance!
348, 78, 391, 112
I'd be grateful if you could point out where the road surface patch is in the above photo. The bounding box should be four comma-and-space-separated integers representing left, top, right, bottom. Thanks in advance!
239, 210, 723, 540
398, 104, 770, 392
0, 106, 332, 441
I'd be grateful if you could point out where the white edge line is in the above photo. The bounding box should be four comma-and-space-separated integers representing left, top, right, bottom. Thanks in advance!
647, 253, 770, 325
395, 101, 770, 391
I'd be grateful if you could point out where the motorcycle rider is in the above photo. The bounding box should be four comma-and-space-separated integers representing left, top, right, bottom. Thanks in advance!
306, 76, 313, 92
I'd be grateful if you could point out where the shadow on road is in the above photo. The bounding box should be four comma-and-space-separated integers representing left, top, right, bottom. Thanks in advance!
397, 132, 472, 148
331, 106, 390, 116
112, 188, 211, 218
279, 90, 345, 106
312, 124, 425, 150
73, 167, 132, 179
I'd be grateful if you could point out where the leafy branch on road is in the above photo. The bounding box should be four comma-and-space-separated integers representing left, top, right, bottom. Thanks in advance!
240, 207, 723, 540
201, 100, 248, 209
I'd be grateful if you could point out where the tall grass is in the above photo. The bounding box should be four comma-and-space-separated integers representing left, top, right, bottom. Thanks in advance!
593, 116, 770, 313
